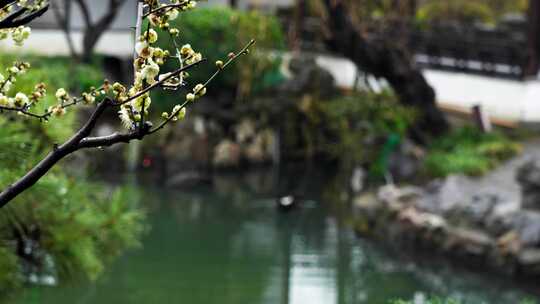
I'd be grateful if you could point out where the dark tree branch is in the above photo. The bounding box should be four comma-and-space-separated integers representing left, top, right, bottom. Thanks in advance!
80, 0, 126, 62
0, 4, 49, 29
321, 0, 448, 140
0, 0, 17, 7
143, 1, 188, 18
0, 98, 111, 208
78, 131, 143, 149
52, 0, 126, 62
52, 0, 79, 60
74, 0, 91, 27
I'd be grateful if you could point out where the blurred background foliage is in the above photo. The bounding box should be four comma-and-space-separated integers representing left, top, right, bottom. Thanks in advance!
0, 55, 103, 142
416, 0, 529, 25
288, 89, 416, 164
423, 126, 522, 177
153, 7, 286, 113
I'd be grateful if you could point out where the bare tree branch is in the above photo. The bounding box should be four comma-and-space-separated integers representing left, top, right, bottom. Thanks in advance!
74, 0, 91, 28
0, 4, 49, 29
0, 98, 111, 207
52, 0, 79, 60
53, 0, 127, 62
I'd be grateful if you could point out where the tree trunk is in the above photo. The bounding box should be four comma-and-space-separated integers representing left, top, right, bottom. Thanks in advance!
526, 0, 540, 77
322, 0, 449, 140
77, 0, 125, 63
290, 0, 306, 51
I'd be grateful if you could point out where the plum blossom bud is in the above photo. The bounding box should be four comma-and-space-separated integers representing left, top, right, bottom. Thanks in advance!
169, 28, 180, 36
167, 9, 179, 21
49, 105, 66, 117
14, 92, 29, 107
55, 88, 68, 100
193, 84, 206, 97
177, 107, 187, 120
82, 92, 95, 104
0, 94, 9, 106
144, 29, 158, 44
180, 44, 194, 57
135, 41, 149, 55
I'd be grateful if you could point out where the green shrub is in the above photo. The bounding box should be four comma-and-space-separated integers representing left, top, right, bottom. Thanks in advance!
424, 127, 522, 177
0, 246, 21, 296
415, 0, 528, 25
0, 55, 103, 142
318, 90, 415, 164
153, 7, 286, 111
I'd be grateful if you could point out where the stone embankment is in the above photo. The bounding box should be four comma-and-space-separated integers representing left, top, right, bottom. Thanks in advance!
353, 143, 540, 278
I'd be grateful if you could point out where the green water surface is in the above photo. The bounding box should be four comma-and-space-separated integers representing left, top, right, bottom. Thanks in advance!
15, 169, 540, 304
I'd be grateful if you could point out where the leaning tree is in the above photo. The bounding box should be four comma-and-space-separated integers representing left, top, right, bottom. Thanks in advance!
305, 0, 450, 141
0, 0, 254, 207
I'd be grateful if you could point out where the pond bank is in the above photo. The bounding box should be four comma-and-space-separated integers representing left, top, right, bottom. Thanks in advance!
352, 139, 540, 281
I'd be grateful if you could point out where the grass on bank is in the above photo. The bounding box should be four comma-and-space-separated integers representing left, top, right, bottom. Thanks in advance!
423, 126, 522, 177
391, 298, 537, 304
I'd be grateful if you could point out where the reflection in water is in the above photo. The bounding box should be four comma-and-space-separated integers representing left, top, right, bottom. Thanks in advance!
15, 167, 540, 304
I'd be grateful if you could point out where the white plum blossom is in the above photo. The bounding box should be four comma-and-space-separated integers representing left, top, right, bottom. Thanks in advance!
140, 59, 160, 84
0, 94, 9, 106
55, 88, 68, 100
13, 92, 29, 107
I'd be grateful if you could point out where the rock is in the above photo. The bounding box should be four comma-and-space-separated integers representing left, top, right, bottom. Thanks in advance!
446, 193, 500, 227
517, 248, 540, 266
398, 207, 447, 231
154, 116, 217, 176
511, 210, 540, 247
445, 228, 494, 256
243, 129, 276, 164
377, 185, 424, 207
435, 176, 473, 213
387, 139, 425, 182
213, 140, 241, 168
517, 159, 540, 188
354, 193, 381, 219
244, 139, 266, 164
466, 194, 499, 222
521, 192, 540, 211
485, 201, 520, 237
280, 56, 336, 99
350, 167, 366, 194
517, 159, 540, 211
496, 231, 521, 255
234, 119, 256, 144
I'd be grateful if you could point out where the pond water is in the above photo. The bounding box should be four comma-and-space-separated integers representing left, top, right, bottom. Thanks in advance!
15, 168, 540, 304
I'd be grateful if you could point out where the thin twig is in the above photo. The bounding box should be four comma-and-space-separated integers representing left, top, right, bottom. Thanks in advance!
143, 1, 189, 18
115, 58, 206, 106
150, 39, 256, 134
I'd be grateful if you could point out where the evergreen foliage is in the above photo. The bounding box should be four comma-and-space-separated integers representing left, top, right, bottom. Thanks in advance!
0, 56, 145, 298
